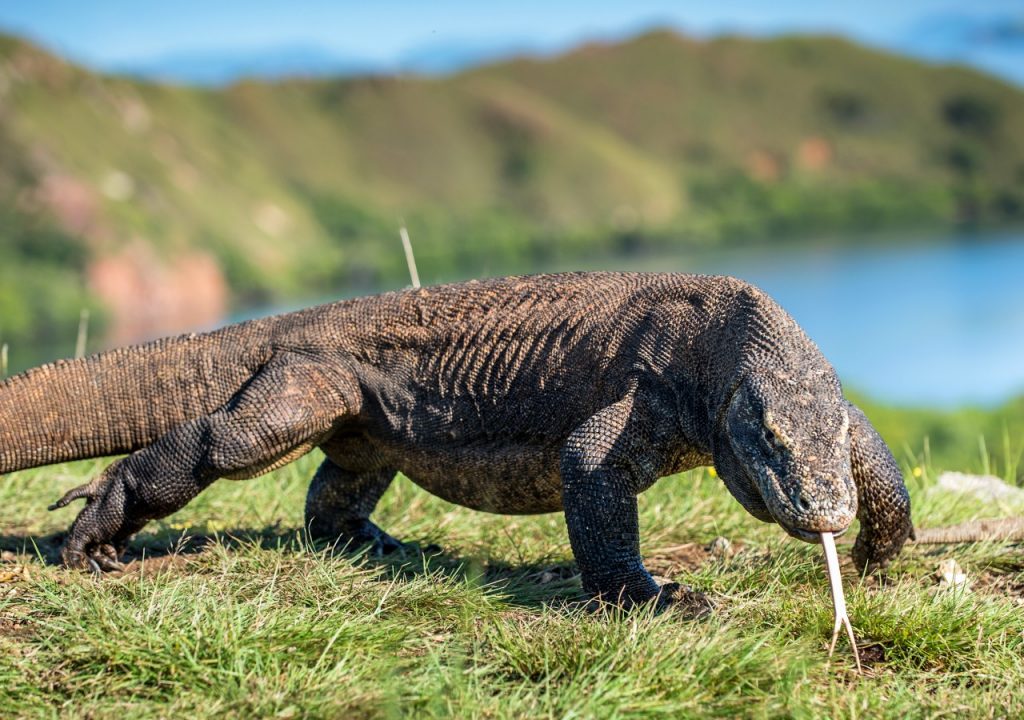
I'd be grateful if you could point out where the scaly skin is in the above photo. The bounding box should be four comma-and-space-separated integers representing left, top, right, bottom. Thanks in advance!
2, 272, 913, 602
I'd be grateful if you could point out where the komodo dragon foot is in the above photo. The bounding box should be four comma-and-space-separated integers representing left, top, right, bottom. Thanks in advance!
303, 461, 439, 556
48, 469, 146, 573
585, 581, 714, 618
308, 517, 418, 556
655, 583, 715, 618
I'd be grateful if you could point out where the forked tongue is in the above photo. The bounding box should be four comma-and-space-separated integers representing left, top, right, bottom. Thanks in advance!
820, 531, 861, 672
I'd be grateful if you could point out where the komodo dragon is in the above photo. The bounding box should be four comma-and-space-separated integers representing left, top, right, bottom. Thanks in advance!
1, 272, 914, 606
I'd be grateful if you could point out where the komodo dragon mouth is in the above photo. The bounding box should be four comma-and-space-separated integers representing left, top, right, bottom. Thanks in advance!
782, 525, 847, 543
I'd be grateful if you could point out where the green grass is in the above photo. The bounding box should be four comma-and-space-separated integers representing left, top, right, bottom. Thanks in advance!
2, 442, 1023, 718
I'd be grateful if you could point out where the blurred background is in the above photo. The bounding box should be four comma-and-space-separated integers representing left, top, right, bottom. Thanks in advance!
0, 1, 1022, 474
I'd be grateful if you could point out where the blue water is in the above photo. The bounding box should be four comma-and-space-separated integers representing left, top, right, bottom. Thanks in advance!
602, 231, 1024, 407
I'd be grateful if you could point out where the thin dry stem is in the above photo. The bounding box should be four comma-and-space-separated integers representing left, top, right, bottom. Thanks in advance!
75, 308, 90, 359
400, 226, 421, 289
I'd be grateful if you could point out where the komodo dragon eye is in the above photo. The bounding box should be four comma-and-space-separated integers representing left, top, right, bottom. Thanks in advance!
761, 425, 783, 453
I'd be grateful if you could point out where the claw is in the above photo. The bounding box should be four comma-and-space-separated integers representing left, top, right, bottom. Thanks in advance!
63, 545, 125, 574
312, 518, 418, 557
94, 545, 126, 572
48, 478, 102, 511
655, 582, 714, 618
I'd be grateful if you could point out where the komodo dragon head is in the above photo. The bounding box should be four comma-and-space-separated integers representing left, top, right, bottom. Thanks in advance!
712, 366, 857, 542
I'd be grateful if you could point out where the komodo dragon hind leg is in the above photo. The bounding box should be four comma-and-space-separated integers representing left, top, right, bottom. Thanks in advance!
51, 357, 351, 571
304, 459, 410, 555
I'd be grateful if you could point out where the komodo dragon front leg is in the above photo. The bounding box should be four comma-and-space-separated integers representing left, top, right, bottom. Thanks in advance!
304, 460, 408, 554
561, 395, 684, 607
50, 357, 353, 570
846, 401, 914, 571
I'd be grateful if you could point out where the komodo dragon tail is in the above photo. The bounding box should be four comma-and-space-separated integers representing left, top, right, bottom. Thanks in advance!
0, 319, 276, 475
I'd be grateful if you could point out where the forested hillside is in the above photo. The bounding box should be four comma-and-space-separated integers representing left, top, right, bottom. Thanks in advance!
1, 30, 1023, 360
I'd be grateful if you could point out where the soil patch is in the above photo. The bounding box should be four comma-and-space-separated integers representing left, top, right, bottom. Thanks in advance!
645, 538, 741, 577
109, 553, 196, 579
973, 570, 1024, 604
0, 615, 35, 642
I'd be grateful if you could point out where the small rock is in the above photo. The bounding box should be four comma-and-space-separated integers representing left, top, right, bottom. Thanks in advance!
936, 558, 970, 590
707, 536, 733, 559
936, 472, 1024, 503
0, 551, 16, 564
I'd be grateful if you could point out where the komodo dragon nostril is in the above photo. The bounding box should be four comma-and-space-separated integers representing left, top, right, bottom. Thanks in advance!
794, 491, 812, 513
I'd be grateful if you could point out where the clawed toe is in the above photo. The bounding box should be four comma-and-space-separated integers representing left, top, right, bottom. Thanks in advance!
351, 532, 423, 557
48, 477, 104, 511
93, 544, 126, 572
61, 542, 126, 574
378, 538, 441, 556
60, 547, 90, 571
655, 582, 714, 618
364, 531, 444, 557
372, 532, 405, 555
585, 582, 714, 617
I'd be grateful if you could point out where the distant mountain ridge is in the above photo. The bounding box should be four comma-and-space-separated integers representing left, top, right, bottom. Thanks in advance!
110, 38, 550, 86
1, 28, 1024, 365
104, 36, 561, 86
12, 14, 1023, 88
112, 44, 377, 85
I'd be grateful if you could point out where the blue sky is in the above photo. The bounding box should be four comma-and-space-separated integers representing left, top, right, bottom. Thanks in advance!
0, 1, 1022, 82
0, 0, 1018, 64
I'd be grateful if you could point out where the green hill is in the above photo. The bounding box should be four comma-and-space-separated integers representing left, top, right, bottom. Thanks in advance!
1, 30, 1024, 364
